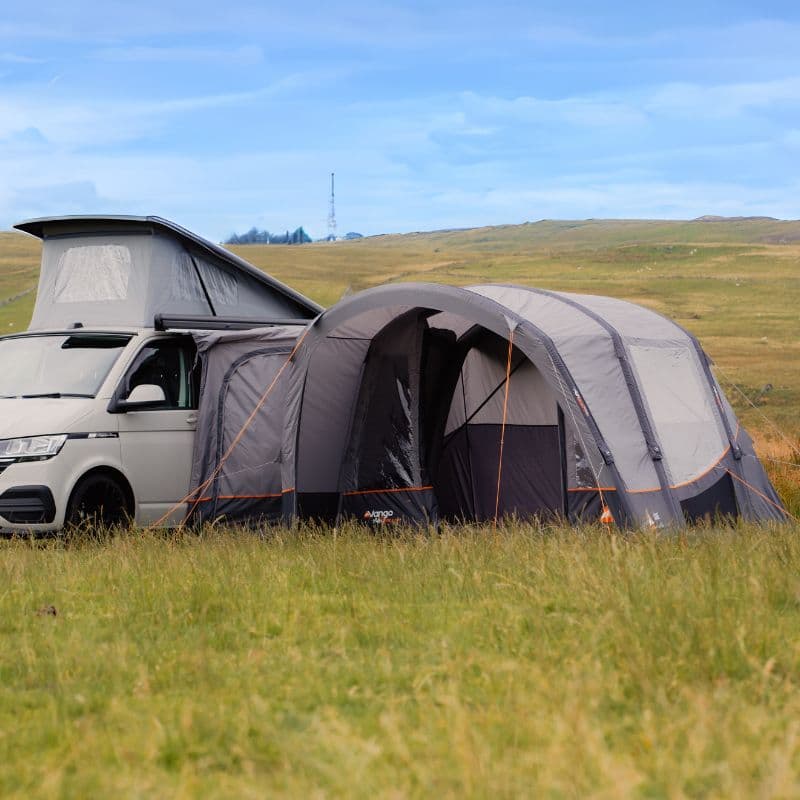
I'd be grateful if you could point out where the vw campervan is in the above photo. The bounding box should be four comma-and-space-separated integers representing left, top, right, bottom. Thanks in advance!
0, 216, 319, 531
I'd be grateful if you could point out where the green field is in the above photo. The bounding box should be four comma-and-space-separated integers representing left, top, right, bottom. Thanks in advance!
4, 217, 799, 436
0, 219, 799, 797
2, 525, 800, 798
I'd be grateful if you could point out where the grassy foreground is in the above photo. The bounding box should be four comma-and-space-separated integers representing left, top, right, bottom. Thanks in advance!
1, 524, 799, 798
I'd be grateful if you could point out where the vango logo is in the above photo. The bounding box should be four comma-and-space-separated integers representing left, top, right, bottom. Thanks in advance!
363, 509, 396, 524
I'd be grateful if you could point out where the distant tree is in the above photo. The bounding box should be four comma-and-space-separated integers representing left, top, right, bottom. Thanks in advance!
225, 225, 311, 245
291, 226, 312, 244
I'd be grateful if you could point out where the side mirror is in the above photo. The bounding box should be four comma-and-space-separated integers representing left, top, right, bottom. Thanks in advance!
109, 384, 166, 413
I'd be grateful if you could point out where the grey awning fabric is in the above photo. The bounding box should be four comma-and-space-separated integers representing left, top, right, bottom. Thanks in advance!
279, 282, 786, 529
282, 283, 624, 524
171, 281, 785, 530
189, 326, 301, 525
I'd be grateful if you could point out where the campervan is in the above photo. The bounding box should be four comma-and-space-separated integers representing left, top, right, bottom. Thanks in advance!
0, 216, 319, 531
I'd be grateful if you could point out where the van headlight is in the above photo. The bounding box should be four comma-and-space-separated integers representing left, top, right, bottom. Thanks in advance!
0, 435, 68, 462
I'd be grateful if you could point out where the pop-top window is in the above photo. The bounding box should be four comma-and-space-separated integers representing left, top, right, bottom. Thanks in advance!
196, 258, 238, 306
54, 244, 131, 303
169, 252, 209, 304
629, 344, 727, 486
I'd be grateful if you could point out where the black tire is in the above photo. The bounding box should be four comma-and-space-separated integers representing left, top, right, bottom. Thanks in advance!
65, 473, 130, 530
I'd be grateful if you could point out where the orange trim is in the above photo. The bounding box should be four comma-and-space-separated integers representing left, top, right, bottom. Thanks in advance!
626, 445, 731, 494
343, 485, 433, 497
192, 489, 294, 503
726, 470, 796, 522
668, 450, 729, 490
661, 423, 740, 492
569, 438, 738, 497
494, 328, 515, 528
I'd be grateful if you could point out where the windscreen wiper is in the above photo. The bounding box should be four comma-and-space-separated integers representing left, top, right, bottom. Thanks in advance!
20, 392, 94, 399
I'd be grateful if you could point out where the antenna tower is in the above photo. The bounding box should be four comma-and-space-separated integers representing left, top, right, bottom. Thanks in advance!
327, 172, 337, 240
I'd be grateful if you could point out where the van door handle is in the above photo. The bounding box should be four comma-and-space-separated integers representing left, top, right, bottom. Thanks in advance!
186, 414, 198, 425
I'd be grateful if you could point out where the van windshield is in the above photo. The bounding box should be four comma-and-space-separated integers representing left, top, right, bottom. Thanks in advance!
0, 334, 131, 399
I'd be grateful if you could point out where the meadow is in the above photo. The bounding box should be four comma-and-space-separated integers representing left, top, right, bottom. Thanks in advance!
0, 218, 798, 797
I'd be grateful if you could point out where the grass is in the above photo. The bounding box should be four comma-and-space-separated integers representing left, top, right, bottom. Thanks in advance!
0, 218, 799, 796
0, 232, 40, 336
1, 524, 799, 798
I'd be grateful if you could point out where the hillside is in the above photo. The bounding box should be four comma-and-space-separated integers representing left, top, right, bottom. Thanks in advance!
3, 217, 799, 437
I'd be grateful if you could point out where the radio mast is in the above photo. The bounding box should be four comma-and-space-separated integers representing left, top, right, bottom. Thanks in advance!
327, 172, 337, 241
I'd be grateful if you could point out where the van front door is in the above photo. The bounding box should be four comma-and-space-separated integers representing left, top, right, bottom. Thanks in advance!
115, 338, 199, 525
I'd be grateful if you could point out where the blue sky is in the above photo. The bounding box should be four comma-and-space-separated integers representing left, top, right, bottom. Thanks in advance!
1, 1, 799, 241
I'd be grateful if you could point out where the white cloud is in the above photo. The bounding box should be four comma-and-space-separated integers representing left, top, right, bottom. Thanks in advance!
646, 76, 800, 118
1, 45, 798, 238
0, 21, 63, 39
10, 180, 111, 220
92, 44, 263, 65
525, 18, 800, 56
459, 91, 648, 129
0, 1, 488, 48
344, 89, 649, 162
783, 129, 800, 147
0, 69, 342, 148
2, 132, 797, 241
0, 52, 43, 63
412, 179, 800, 226
451, 75, 800, 132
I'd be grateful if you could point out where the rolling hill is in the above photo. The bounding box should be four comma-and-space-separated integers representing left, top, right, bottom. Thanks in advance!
2, 217, 799, 438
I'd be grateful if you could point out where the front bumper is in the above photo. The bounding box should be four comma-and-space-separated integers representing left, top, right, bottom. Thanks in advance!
0, 437, 124, 532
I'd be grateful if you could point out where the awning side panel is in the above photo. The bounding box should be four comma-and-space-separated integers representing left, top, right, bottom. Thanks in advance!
295, 337, 371, 493
189, 328, 299, 525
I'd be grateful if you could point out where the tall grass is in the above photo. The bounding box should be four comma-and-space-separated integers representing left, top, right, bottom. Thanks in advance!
756, 436, 800, 520
0, 524, 799, 797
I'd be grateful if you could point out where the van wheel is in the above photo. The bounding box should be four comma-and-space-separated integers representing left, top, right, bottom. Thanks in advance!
66, 473, 130, 529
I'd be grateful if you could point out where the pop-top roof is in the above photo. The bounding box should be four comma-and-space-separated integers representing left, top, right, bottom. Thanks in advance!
14, 215, 322, 330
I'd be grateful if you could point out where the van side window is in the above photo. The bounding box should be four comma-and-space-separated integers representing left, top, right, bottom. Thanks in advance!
123, 339, 199, 409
